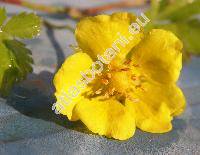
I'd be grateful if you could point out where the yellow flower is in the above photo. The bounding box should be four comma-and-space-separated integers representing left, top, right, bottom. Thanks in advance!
53, 12, 186, 140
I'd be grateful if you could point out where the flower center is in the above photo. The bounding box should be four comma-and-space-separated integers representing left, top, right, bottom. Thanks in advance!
85, 59, 147, 103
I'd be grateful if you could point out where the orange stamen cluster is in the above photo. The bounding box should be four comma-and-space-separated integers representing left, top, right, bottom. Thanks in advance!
91, 59, 147, 103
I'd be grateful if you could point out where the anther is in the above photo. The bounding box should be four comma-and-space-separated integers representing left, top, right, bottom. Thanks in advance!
135, 84, 147, 92
107, 64, 112, 70
133, 64, 140, 67
101, 78, 109, 85
98, 73, 103, 76
104, 92, 109, 98
139, 75, 146, 82
131, 98, 140, 103
124, 59, 132, 65
127, 95, 140, 103
109, 87, 116, 96
95, 88, 102, 94
135, 84, 142, 89
121, 68, 130, 71
140, 86, 147, 92
131, 75, 137, 81
107, 73, 112, 78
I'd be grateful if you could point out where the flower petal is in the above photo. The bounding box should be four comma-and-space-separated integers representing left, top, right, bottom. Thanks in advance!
126, 81, 186, 133
127, 100, 173, 133
53, 52, 93, 120
75, 12, 143, 63
74, 97, 136, 140
131, 29, 183, 84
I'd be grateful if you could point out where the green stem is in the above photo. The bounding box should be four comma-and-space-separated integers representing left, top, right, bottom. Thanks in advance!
43, 20, 74, 32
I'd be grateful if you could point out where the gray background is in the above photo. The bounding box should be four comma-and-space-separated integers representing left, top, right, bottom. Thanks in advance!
0, 0, 200, 154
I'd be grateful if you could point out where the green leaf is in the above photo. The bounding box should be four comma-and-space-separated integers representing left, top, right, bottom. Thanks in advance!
0, 42, 19, 96
158, 0, 170, 12
158, 0, 200, 21
2, 12, 41, 39
0, 8, 6, 27
177, 19, 200, 55
150, 0, 160, 20
0, 40, 33, 97
158, 0, 188, 13
0, 9, 40, 97
147, 0, 186, 20
4, 40, 33, 73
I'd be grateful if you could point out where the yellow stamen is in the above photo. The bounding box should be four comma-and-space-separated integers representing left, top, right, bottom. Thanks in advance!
95, 88, 102, 95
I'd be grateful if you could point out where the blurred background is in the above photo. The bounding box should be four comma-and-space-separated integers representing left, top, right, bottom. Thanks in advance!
0, 0, 200, 154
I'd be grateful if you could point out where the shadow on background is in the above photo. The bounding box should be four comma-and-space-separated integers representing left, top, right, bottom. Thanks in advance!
5, 26, 90, 136
130, 119, 187, 153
